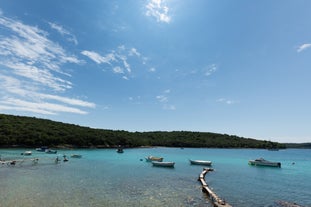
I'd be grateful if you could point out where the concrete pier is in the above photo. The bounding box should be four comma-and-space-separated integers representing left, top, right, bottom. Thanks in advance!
198, 168, 232, 207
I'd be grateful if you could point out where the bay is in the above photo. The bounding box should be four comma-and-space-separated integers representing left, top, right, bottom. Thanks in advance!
0, 148, 310, 207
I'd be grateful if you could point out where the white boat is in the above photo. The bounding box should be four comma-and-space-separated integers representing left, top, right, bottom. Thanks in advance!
45, 149, 57, 154
21, 151, 32, 156
152, 161, 175, 167
71, 154, 82, 158
35, 146, 48, 152
248, 158, 281, 167
145, 156, 163, 162
189, 159, 212, 166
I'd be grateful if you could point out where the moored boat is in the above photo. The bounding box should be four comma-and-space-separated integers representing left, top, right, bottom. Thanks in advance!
45, 149, 57, 154
71, 154, 82, 158
35, 146, 48, 152
189, 159, 212, 166
145, 156, 163, 162
116, 148, 124, 153
21, 151, 32, 156
248, 158, 281, 167
152, 161, 175, 168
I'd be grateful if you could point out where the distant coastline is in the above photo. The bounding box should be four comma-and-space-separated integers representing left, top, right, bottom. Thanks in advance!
0, 113, 303, 149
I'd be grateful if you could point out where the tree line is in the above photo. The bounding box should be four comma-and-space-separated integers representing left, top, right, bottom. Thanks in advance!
0, 114, 286, 149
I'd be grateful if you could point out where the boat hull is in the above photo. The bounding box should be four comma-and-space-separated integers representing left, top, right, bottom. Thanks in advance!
116, 149, 124, 153
189, 159, 212, 166
45, 149, 57, 154
248, 158, 281, 167
21, 151, 32, 156
71, 154, 82, 158
152, 161, 175, 167
145, 156, 163, 162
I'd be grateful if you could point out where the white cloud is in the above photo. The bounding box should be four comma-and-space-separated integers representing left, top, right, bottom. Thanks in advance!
49, 22, 78, 45
297, 43, 311, 53
0, 97, 88, 115
156, 94, 176, 110
113, 66, 124, 74
128, 96, 142, 105
81, 50, 116, 64
163, 104, 176, 110
156, 95, 168, 103
118, 45, 126, 51
156, 89, 175, 110
82, 46, 151, 80
122, 76, 129, 80
204, 64, 217, 76
0, 15, 94, 115
0, 17, 80, 65
121, 56, 131, 73
0, 16, 81, 89
149, 67, 156, 72
129, 48, 141, 57
217, 98, 238, 105
38, 94, 95, 108
0, 104, 56, 115
0, 74, 95, 115
146, 0, 171, 23
5, 62, 72, 91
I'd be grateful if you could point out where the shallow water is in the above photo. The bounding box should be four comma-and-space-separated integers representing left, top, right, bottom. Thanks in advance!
0, 148, 310, 207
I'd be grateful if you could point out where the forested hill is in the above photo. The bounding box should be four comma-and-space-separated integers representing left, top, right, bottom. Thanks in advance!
0, 114, 285, 149
285, 143, 311, 149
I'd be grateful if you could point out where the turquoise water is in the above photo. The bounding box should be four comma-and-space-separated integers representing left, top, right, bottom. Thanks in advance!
0, 148, 310, 207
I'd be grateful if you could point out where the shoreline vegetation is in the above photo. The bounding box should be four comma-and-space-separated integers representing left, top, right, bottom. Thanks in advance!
0, 114, 308, 149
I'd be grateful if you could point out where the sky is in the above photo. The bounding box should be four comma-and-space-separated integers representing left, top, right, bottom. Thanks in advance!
0, 0, 310, 143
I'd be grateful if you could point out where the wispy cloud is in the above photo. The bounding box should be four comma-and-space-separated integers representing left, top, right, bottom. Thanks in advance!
0, 74, 95, 115
178, 64, 218, 80
0, 15, 95, 115
113, 66, 124, 74
156, 89, 175, 110
49, 22, 78, 45
204, 64, 217, 76
297, 43, 311, 52
217, 98, 238, 105
81, 50, 116, 64
149, 67, 156, 72
156, 95, 168, 103
146, 0, 171, 23
0, 16, 81, 91
129, 48, 140, 57
128, 96, 142, 104
81, 46, 149, 79
0, 97, 89, 115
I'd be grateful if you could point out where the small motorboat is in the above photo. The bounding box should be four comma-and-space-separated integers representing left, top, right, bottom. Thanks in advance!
63, 155, 69, 162
35, 146, 48, 152
21, 151, 32, 156
152, 161, 175, 168
116, 145, 124, 153
45, 149, 57, 154
71, 154, 82, 158
145, 156, 163, 162
189, 159, 212, 166
116, 148, 124, 153
248, 158, 281, 167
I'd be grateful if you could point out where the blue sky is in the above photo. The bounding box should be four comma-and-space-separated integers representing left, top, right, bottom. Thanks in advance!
0, 0, 310, 143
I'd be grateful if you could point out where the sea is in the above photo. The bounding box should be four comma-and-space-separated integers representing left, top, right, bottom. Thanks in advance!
0, 148, 310, 207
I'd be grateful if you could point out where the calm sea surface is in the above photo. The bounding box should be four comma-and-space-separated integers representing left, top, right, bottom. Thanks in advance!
0, 148, 310, 207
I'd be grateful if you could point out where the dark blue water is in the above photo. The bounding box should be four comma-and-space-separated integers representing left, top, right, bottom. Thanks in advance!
0, 148, 310, 207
